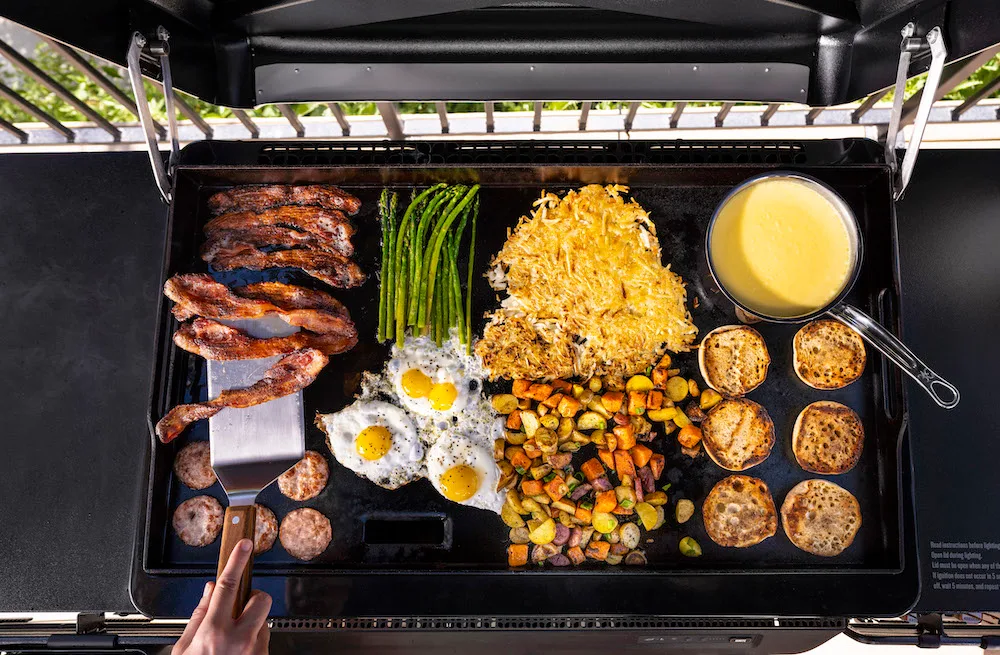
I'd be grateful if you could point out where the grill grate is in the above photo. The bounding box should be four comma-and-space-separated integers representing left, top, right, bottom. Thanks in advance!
268, 616, 846, 631
256, 141, 809, 166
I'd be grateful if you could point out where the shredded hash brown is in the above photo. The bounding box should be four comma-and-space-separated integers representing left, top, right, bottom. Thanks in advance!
475, 184, 697, 383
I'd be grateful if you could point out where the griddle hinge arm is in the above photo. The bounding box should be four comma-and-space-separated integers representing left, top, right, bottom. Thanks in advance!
126, 27, 180, 204
884, 23, 947, 201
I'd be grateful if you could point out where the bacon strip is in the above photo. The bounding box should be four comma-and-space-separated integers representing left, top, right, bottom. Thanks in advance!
201, 226, 353, 259
165, 273, 273, 322
204, 206, 355, 245
207, 185, 361, 216
174, 318, 357, 360
208, 249, 366, 289
155, 348, 329, 443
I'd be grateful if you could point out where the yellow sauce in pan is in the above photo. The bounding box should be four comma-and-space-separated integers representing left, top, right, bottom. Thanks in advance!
709, 177, 854, 318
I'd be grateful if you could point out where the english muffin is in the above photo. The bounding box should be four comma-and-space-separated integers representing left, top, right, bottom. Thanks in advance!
698, 325, 770, 397
703, 474, 777, 548
701, 398, 775, 471
781, 479, 861, 556
792, 401, 864, 474
793, 319, 866, 390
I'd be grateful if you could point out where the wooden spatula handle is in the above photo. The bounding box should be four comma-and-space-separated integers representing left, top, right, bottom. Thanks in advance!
216, 505, 256, 620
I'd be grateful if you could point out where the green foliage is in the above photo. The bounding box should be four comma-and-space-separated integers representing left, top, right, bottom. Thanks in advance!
1, 44, 998, 127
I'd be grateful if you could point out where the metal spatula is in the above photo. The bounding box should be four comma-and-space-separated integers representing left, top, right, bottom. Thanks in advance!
208, 314, 305, 619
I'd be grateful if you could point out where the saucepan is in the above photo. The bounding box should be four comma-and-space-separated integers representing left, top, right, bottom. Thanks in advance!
706, 171, 960, 409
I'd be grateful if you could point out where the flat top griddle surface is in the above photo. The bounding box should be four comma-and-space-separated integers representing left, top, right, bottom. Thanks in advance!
147, 162, 903, 576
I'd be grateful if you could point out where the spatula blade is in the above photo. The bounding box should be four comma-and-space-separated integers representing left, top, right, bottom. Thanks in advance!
208, 315, 306, 507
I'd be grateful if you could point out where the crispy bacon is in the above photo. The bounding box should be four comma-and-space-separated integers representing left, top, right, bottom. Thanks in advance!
165, 273, 273, 322
165, 274, 357, 356
204, 206, 355, 246
201, 225, 353, 259
155, 348, 329, 443
207, 185, 361, 216
208, 249, 366, 289
174, 318, 357, 359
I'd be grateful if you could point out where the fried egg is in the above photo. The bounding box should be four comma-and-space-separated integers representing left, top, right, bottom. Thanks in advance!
388, 336, 476, 420
317, 400, 424, 489
425, 431, 505, 513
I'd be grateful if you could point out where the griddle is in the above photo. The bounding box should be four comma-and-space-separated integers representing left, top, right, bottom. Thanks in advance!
131, 139, 919, 618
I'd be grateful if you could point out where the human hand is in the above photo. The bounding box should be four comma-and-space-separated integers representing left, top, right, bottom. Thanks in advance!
173, 539, 271, 654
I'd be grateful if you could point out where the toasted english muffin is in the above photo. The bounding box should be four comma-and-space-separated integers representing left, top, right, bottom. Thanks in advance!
701, 398, 775, 471
698, 325, 770, 397
792, 401, 864, 474
781, 479, 861, 556
703, 474, 777, 548
793, 319, 866, 390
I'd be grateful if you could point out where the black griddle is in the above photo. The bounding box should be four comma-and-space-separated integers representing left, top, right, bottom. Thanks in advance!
133, 139, 919, 618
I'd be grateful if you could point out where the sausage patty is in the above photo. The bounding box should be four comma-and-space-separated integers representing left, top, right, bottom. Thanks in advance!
279, 508, 332, 560
173, 441, 217, 490
173, 495, 224, 547
277, 450, 329, 501
254, 504, 279, 555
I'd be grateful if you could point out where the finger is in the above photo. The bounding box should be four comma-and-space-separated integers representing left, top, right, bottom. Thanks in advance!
252, 615, 271, 655
174, 582, 214, 652
237, 589, 272, 636
206, 538, 253, 623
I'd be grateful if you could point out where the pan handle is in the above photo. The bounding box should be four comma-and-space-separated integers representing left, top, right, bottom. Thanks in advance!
827, 303, 960, 409
216, 505, 257, 620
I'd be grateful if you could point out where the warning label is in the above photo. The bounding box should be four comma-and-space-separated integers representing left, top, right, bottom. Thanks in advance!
929, 541, 1000, 593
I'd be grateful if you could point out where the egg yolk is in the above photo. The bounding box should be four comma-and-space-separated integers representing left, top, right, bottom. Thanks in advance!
401, 368, 433, 398
355, 425, 393, 461
439, 464, 480, 502
428, 382, 458, 410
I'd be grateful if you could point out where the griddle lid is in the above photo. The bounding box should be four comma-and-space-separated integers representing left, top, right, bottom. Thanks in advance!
2, 0, 999, 106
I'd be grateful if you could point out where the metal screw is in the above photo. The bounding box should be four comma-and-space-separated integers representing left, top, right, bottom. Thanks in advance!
232, 516, 240, 525
764, 67, 770, 73
258, 89, 263, 95
294, 68, 300, 74
366, 66, 372, 72
692, 66, 698, 71
529, 65, 535, 71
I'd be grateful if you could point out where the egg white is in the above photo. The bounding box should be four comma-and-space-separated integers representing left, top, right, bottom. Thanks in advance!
318, 400, 424, 490
425, 431, 505, 513
387, 335, 475, 420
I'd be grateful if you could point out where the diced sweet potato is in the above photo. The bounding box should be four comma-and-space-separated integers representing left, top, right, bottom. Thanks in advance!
508, 543, 529, 566
523, 441, 541, 458
580, 458, 605, 482
677, 425, 703, 448
541, 392, 564, 409
601, 391, 624, 414
627, 391, 647, 416
651, 367, 669, 389
506, 410, 522, 430
613, 424, 636, 451
630, 444, 653, 468
597, 448, 616, 471
595, 490, 617, 513
574, 506, 593, 523
649, 453, 665, 480
557, 395, 583, 418
586, 540, 611, 560
527, 383, 554, 402
647, 390, 664, 410
512, 379, 532, 398
567, 545, 586, 565
551, 380, 572, 393
544, 476, 569, 502
507, 447, 532, 472
521, 479, 544, 496
614, 450, 636, 477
